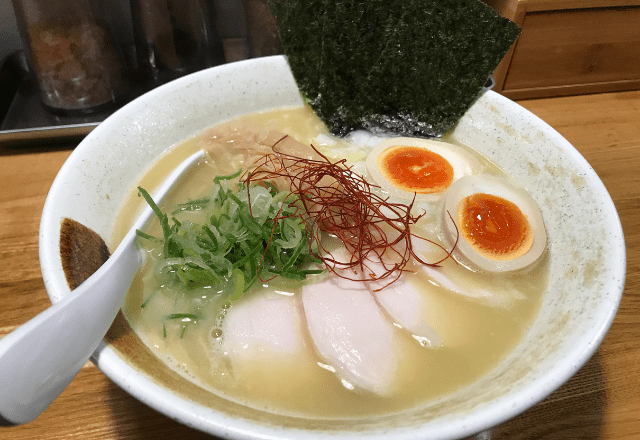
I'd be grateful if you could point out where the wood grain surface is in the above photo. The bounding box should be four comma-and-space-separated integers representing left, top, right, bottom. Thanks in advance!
1, 90, 639, 439
504, 7, 640, 90
481, 0, 640, 99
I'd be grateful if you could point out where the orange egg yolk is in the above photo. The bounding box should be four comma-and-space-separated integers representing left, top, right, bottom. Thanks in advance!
377, 146, 454, 194
458, 193, 533, 261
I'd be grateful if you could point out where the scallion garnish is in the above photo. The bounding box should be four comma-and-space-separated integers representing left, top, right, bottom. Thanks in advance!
136, 174, 322, 304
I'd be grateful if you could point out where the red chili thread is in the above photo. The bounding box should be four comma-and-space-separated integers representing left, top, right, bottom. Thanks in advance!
243, 136, 456, 288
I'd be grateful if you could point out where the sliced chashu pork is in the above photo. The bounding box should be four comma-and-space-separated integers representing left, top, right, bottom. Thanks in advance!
364, 260, 442, 349
410, 232, 525, 307
301, 274, 403, 396
356, 223, 444, 348
221, 291, 309, 379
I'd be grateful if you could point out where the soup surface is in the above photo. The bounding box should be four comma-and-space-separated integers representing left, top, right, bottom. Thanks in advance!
113, 106, 548, 418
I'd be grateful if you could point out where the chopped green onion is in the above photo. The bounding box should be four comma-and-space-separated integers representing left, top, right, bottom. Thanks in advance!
140, 290, 158, 308
213, 169, 242, 182
163, 313, 200, 322
135, 230, 161, 242
135, 172, 324, 304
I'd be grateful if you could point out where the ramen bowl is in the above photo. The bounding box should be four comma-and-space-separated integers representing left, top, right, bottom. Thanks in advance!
39, 56, 625, 439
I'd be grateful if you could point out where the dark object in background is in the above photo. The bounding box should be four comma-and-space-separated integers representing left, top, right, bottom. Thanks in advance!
130, 0, 226, 87
244, 0, 283, 58
10, 0, 130, 115
0, 50, 130, 146
0, 52, 25, 124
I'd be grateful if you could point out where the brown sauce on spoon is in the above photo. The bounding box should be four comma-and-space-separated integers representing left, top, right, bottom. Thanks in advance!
59, 218, 110, 289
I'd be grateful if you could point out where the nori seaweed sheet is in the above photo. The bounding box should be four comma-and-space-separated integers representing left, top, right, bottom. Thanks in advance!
267, 0, 521, 137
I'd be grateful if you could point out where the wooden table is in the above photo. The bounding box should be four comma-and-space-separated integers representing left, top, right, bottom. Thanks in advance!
1, 90, 639, 439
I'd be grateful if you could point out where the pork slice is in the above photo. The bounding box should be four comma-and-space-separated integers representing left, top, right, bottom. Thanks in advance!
372, 282, 443, 349
420, 264, 524, 308
301, 276, 401, 396
363, 260, 443, 349
410, 234, 524, 307
221, 291, 307, 363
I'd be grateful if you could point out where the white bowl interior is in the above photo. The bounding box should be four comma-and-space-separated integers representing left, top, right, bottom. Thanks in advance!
39, 56, 625, 439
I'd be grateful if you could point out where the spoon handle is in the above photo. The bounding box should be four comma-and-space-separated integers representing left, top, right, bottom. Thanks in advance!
0, 150, 205, 425
0, 243, 140, 426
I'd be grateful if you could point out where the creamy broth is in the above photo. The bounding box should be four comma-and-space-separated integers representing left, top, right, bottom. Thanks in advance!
113, 106, 548, 418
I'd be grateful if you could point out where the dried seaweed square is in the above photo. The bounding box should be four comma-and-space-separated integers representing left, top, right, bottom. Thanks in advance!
267, 0, 521, 137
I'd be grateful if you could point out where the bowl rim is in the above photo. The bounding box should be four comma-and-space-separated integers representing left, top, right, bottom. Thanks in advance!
39, 55, 626, 440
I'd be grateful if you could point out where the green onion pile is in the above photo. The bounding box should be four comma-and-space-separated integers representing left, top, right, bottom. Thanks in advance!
136, 171, 323, 304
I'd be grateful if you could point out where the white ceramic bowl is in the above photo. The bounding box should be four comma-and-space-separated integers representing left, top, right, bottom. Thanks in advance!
39, 56, 625, 439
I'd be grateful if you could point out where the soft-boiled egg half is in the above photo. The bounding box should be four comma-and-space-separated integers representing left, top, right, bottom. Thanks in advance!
442, 175, 547, 273
365, 138, 480, 202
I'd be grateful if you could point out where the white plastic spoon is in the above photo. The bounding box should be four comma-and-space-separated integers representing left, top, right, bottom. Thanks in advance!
0, 150, 205, 426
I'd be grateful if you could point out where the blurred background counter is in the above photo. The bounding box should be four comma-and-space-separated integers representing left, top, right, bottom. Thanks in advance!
0, 0, 282, 145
